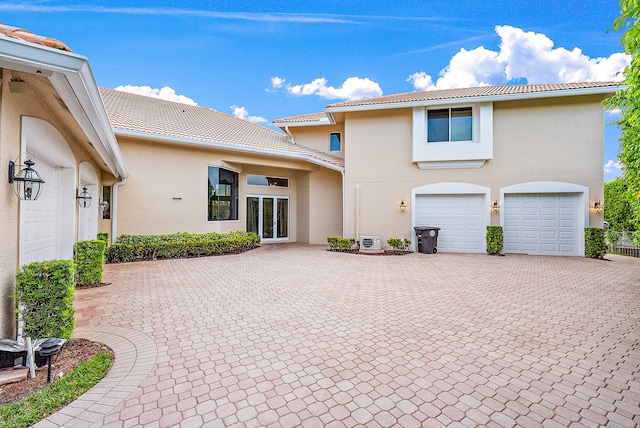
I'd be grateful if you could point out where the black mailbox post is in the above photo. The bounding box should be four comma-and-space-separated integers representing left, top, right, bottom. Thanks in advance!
414, 227, 440, 254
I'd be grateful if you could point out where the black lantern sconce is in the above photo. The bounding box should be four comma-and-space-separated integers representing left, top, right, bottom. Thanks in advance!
399, 199, 407, 212
593, 200, 603, 214
8, 158, 45, 201
76, 186, 92, 208
99, 199, 110, 212
492, 200, 500, 214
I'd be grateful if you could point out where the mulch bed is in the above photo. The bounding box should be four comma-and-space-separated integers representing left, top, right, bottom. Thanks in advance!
0, 339, 111, 406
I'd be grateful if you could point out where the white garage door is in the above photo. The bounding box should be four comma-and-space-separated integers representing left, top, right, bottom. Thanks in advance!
415, 194, 485, 253
504, 194, 579, 255
19, 160, 58, 265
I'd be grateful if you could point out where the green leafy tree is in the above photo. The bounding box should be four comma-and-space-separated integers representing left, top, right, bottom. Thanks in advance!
607, 1, 640, 229
605, 178, 636, 231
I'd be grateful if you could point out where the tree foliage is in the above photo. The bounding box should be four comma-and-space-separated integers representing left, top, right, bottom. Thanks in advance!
605, 178, 636, 230
607, 1, 640, 229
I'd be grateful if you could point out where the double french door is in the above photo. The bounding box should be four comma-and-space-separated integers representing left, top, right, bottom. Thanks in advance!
247, 196, 289, 240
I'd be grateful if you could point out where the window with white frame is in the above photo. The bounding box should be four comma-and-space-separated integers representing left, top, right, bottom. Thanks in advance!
427, 107, 473, 142
247, 175, 289, 187
329, 132, 341, 152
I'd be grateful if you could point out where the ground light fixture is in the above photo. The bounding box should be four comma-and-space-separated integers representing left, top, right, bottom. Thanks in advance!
399, 200, 407, 212
492, 200, 500, 213
76, 186, 92, 208
8, 158, 45, 201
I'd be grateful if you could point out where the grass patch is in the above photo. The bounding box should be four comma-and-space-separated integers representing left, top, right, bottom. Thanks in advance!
0, 352, 113, 428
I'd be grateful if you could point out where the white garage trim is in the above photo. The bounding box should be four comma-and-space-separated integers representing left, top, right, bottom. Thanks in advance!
412, 183, 491, 253
19, 117, 76, 265
500, 181, 589, 256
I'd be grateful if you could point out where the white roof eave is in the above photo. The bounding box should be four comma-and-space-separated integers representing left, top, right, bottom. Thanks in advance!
113, 128, 344, 173
0, 37, 128, 178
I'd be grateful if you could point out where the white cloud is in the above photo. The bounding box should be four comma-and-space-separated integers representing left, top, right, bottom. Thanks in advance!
408, 25, 630, 91
230, 105, 268, 123
271, 76, 286, 88
115, 85, 197, 105
604, 159, 623, 175
284, 76, 383, 101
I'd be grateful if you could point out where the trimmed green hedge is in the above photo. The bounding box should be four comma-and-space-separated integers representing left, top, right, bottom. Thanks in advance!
16, 260, 75, 340
585, 227, 607, 259
105, 231, 260, 263
387, 238, 411, 251
486, 226, 504, 255
327, 237, 356, 251
74, 240, 107, 286
96, 232, 109, 243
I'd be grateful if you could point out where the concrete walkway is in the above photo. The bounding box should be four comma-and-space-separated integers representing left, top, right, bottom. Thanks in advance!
36, 246, 639, 427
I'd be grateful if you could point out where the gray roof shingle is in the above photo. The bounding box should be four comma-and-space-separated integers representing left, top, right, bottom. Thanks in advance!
99, 87, 344, 169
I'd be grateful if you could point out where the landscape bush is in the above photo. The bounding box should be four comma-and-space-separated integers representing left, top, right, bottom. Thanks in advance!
15, 260, 75, 340
327, 237, 356, 251
74, 240, 107, 286
486, 226, 504, 255
105, 231, 260, 263
585, 227, 607, 259
96, 232, 109, 243
387, 238, 411, 251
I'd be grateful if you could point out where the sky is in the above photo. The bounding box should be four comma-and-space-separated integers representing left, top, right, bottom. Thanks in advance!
0, 0, 629, 181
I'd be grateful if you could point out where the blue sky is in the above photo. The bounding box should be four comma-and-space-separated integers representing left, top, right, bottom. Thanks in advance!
0, 1, 628, 180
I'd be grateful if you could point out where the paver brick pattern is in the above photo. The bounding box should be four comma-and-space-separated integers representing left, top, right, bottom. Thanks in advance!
69, 245, 638, 427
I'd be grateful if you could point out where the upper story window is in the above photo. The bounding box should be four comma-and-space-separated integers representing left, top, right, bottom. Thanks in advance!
330, 132, 341, 152
208, 166, 238, 221
427, 107, 473, 142
247, 175, 289, 188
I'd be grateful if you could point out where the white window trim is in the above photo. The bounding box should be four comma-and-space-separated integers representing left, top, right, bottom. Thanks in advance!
413, 102, 493, 169
427, 106, 475, 144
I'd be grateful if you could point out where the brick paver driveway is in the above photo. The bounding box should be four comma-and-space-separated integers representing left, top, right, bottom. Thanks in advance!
43, 245, 639, 427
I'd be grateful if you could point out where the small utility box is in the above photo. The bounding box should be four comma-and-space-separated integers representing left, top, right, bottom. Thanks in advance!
414, 227, 440, 254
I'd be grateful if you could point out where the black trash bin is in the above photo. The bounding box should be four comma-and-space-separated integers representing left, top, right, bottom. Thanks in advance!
414, 227, 440, 254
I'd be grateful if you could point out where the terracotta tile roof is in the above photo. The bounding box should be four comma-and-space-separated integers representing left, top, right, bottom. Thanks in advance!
273, 112, 333, 125
326, 81, 620, 110
0, 23, 71, 52
99, 87, 344, 169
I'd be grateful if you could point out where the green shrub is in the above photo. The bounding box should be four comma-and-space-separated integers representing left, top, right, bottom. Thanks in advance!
327, 237, 356, 251
486, 226, 504, 255
16, 260, 75, 340
585, 227, 607, 259
105, 231, 260, 263
74, 240, 107, 286
387, 238, 411, 251
96, 232, 109, 243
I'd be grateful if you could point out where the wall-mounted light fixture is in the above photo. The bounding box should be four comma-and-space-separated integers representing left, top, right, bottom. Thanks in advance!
593, 200, 603, 214
99, 199, 110, 212
399, 200, 406, 212
492, 200, 500, 214
76, 187, 92, 208
8, 158, 45, 201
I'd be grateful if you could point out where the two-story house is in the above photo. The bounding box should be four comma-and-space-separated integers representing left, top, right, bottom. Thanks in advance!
274, 83, 616, 256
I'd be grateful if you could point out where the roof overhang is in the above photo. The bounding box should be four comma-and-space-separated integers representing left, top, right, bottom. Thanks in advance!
273, 113, 337, 128
0, 36, 127, 178
113, 128, 345, 173
325, 85, 621, 113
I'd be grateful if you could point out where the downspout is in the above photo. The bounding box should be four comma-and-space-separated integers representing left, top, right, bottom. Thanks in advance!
341, 170, 345, 238
111, 177, 126, 245
355, 184, 360, 241
284, 126, 296, 144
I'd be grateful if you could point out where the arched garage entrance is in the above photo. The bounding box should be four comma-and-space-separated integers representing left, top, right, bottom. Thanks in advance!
19, 117, 76, 265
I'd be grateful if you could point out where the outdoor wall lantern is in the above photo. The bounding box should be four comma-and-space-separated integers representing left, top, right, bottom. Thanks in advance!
76, 187, 92, 208
399, 200, 406, 212
99, 199, 110, 212
8, 158, 45, 201
593, 200, 604, 214
492, 200, 500, 213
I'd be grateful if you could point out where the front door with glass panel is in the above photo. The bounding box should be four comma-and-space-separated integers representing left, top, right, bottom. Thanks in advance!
247, 196, 289, 240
